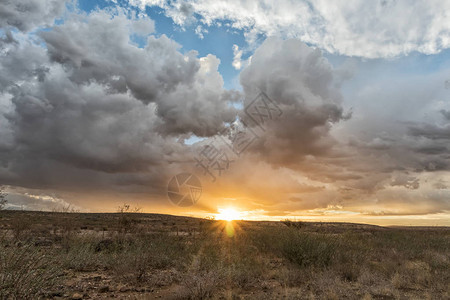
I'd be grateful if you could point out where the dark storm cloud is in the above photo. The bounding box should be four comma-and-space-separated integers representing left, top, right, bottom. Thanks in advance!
0, 9, 236, 200
39, 11, 237, 136
239, 38, 347, 166
408, 123, 450, 140
0, 0, 66, 31
400, 118, 450, 172
0, 33, 49, 92
0, 3, 448, 220
440, 109, 450, 121
390, 174, 420, 189
223, 39, 450, 217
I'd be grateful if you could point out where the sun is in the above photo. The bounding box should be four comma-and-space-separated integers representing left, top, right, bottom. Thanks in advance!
216, 208, 241, 221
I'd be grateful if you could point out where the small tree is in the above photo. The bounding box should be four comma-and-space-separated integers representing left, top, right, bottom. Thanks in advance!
117, 203, 142, 233
0, 186, 7, 210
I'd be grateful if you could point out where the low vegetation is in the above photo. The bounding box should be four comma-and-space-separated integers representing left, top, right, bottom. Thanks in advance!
0, 210, 448, 299
0, 186, 7, 210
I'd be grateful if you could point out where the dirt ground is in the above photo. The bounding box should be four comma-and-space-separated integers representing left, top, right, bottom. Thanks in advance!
0, 211, 449, 299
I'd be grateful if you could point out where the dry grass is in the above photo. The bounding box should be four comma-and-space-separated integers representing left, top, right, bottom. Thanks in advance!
0, 211, 448, 299
0, 243, 63, 299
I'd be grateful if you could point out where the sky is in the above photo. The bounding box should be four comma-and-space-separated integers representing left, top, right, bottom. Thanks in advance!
0, 0, 449, 225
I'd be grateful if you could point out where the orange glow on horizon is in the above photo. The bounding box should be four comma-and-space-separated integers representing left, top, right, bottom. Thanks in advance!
216, 207, 242, 221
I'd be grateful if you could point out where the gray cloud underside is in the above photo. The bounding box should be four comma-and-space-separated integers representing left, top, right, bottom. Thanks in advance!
0, 0, 67, 32
0, 9, 236, 196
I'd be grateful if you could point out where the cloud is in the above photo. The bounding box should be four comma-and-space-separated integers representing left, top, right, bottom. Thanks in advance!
440, 109, 450, 121
198, 37, 450, 219
39, 10, 237, 136
232, 44, 243, 70
0, 1, 448, 223
238, 38, 347, 166
131, 17, 155, 35
4, 187, 83, 211
129, 0, 450, 58
194, 25, 208, 39
390, 174, 420, 190
408, 124, 450, 140
0, 0, 67, 32
184, 38, 358, 214
0, 7, 236, 202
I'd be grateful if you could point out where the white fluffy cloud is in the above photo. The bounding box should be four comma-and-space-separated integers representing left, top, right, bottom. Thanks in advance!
232, 44, 243, 70
130, 0, 450, 58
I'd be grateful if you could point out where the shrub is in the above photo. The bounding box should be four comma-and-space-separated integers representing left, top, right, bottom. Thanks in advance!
252, 228, 338, 268
0, 243, 62, 299
281, 231, 337, 267
179, 271, 222, 300
282, 219, 303, 229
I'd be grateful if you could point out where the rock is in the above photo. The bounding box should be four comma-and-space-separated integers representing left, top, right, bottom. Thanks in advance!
71, 293, 83, 300
119, 286, 130, 292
